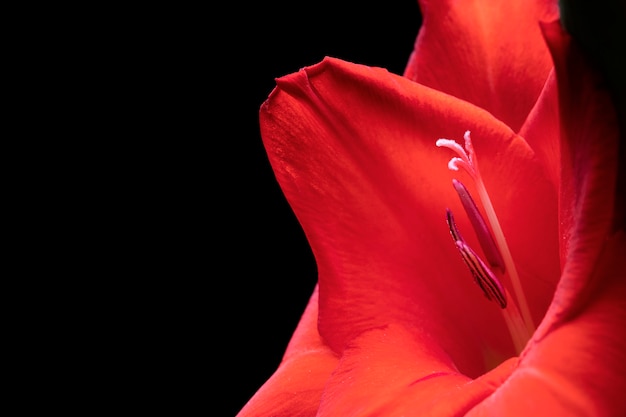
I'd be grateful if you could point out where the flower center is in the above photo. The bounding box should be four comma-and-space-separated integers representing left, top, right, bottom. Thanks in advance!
436, 131, 535, 354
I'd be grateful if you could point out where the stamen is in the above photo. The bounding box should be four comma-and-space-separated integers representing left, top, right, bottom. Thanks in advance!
445, 208, 463, 242
437, 131, 536, 337
447, 209, 532, 354
454, 239, 507, 309
452, 179, 505, 273
447, 209, 505, 307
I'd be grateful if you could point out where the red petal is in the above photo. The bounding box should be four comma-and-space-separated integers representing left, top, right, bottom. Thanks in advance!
518, 70, 561, 207
317, 323, 519, 417
467, 234, 626, 417
404, 0, 559, 132
537, 19, 622, 333
236, 286, 339, 417
260, 57, 559, 376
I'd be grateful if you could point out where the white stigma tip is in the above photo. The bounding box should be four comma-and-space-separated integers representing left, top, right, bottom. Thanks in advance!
448, 158, 461, 171
436, 138, 455, 147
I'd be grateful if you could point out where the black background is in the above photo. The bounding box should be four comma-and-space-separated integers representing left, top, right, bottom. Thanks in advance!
215, 2, 422, 415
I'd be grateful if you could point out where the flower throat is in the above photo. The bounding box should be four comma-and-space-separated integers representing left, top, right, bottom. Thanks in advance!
436, 131, 534, 354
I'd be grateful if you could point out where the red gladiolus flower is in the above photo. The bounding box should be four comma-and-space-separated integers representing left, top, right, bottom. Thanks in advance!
239, 1, 625, 416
